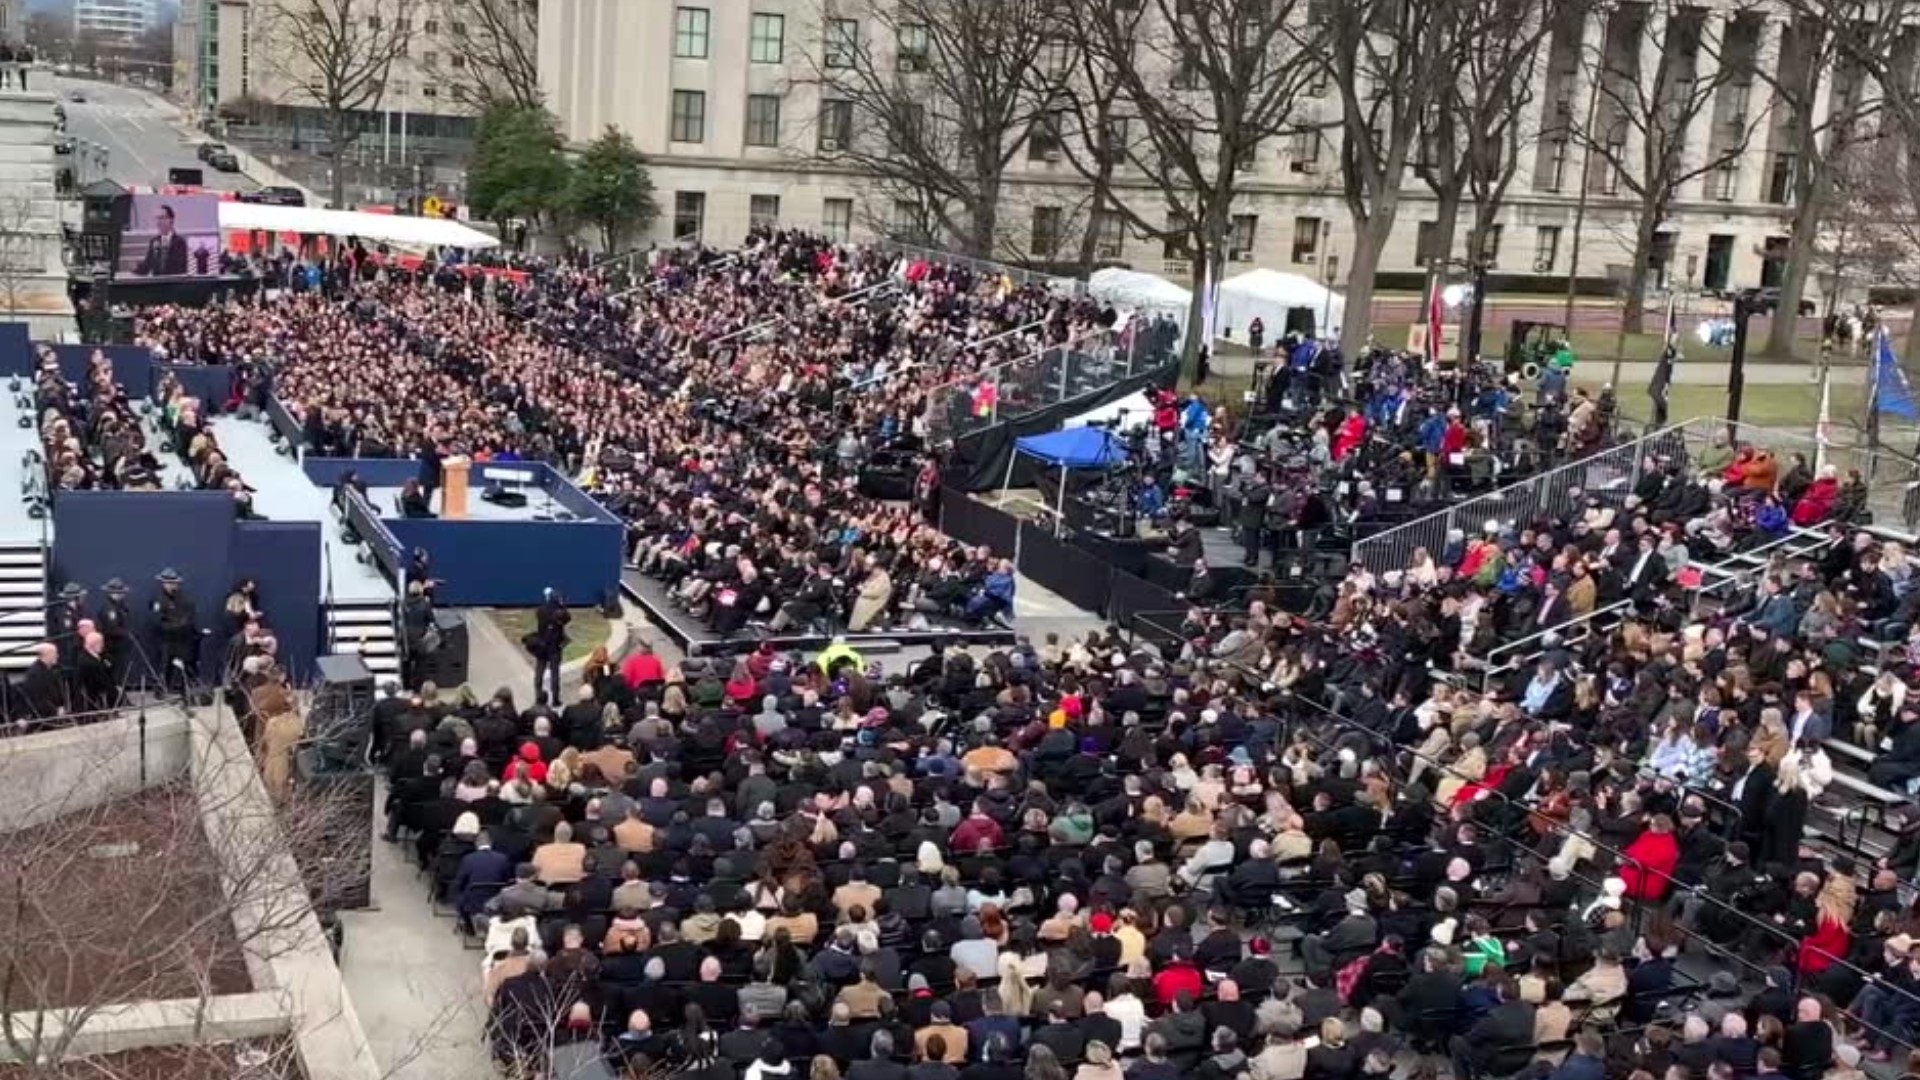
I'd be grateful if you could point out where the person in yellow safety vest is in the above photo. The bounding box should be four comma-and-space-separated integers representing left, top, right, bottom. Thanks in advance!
816, 638, 863, 678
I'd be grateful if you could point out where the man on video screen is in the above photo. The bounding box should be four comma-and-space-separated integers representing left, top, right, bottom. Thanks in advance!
137, 204, 189, 276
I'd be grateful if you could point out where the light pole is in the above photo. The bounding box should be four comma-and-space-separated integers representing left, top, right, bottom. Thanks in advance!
1321, 222, 1339, 338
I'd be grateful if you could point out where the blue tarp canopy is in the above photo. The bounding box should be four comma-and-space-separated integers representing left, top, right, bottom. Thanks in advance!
1012, 426, 1129, 469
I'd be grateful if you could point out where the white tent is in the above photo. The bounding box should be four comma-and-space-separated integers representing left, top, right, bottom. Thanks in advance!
217, 202, 501, 250
1087, 267, 1192, 323
1214, 267, 1344, 340
1064, 389, 1155, 432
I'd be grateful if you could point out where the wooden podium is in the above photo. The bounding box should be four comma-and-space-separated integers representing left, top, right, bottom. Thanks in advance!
441, 457, 471, 519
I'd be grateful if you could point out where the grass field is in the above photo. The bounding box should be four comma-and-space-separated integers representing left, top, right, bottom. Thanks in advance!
489, 607, 612, 665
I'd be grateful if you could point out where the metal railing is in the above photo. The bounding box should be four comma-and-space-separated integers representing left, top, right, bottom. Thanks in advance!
871, 239, 1084, 295
922, 322, 1172, 444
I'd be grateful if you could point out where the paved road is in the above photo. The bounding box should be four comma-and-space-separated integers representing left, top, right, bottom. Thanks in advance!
48, 75, 255, 194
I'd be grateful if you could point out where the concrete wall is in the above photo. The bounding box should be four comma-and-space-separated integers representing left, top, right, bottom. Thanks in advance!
0, 708, 192, 831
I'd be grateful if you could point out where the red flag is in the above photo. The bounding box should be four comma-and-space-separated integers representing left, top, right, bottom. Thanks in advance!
1426, 277, 1444, 368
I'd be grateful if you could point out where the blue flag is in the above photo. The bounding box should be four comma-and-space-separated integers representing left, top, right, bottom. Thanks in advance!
1878, 329, 1920, 420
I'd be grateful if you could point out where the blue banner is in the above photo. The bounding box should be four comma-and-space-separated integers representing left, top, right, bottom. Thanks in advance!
1878, 330, 1920, 420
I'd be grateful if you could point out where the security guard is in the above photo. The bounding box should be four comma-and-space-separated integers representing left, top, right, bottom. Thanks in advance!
50, 581, 87, 668
153, 567, 199, 691
98, 577, 132, 687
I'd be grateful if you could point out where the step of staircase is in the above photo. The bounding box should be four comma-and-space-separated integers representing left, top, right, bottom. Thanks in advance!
326, 600, 400, 680
0, 543, 46, 670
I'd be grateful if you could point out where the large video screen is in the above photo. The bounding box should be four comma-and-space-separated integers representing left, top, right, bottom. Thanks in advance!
119, 193, 222, 278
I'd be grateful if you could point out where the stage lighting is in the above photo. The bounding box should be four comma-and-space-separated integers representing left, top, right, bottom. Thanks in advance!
1442, 283, 1473, 309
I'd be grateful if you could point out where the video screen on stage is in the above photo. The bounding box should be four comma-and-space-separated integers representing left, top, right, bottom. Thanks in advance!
119, 193, 222, 278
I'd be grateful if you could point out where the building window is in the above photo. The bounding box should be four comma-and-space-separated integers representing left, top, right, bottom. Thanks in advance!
1541, 138, 1568, 192
1533, 225, 1561, 272
1093, 211, 1125, 260
451, 54, 466, 68
423, 18, 438, 33
1712, 162, 1737, 201
824, 197, 854, 242
1289, 130, 1321, 173
422, 51, 438, 70
750, 194, 782, 231
1600, 136, 1625, 195
743, 95, 781, 147
1027, 111, 1063, 161
1044, 37, 1072, 78
889, 103, 925, 157
1229, 214, 1257, 261
673, 191, 706, 242
1414, 220, 1438, 266
675, 7, 711, 58
1102, 117, 1130, 166
819, 100, 853, 151
367, 14, 381, 29
1164, 214, 1192, 261
1479, 224, 1503, 267
451, 21, 467, 37
1171, 48, 1199, 90
671, 90, 707, 143
750, 13, 784, 63
1768, 153, 1797, 203
891, 200, 926, 241
1704, 233, 1734, 291
897, 23, 929, 71
826, 18, 859, 68
1031, 206, 1062, 259
1292, 216, 1321, 263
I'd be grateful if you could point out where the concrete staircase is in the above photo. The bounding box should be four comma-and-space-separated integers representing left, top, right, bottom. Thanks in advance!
0, 543, 47, 671
325, 599, 401, 682
0, 91, 75, 339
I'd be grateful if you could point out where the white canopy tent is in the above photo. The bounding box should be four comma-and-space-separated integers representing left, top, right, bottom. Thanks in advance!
1064, 389, 1155, 432
217, 202, 501, 250
1088, 267, 1192, 324
1215, 267, 1344, 340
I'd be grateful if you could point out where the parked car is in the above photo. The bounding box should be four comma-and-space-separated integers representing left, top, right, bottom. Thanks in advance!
65, 90, 84, 103
196, 141, 231, 163
206, 148, 240, 172
53, 137, 72, 156
242, 186, 305, 207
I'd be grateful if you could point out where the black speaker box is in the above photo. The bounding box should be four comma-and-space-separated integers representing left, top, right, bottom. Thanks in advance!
293, 748, 373, 912
310, 653, 375, 757
424, 610, 469, 687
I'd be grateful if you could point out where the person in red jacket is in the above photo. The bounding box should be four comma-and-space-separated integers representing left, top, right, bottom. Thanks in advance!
1333, 410, 1368, 461
949, 803, 1005, 853
504, 741, 548, 785
1153, 945, 1205, 1007
620, 641, 665, 690
1619, 814, 1681, 901
1790, 467, 1840, 526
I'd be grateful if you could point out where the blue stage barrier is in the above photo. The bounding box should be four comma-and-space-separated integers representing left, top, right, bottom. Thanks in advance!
152, 363, 236, 413
231, 519, 322, 681
0, 323, 29, 376
341, 487, 406, 593
383, 517, 621, 607
265, 394, 305, 453
301, 457, 422, 489
52, 491, 236, 681
47, 344, 156, 395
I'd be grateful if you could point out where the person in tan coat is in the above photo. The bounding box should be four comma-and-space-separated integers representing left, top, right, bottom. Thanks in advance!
613, 807, 655, 853
532, 821, 587, 884
849, 564, 893, 632
250, 680, 305, 800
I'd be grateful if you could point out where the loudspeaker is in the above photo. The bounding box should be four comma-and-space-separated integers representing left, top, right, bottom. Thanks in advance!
293, 748, 373, 912
424, 610, 469, 687
480, 484, 528, 508
1283, 306, 1317, 338
310, 653, 375, 758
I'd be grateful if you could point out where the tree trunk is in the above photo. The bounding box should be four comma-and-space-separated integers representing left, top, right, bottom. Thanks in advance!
1763, 192, 1823, 359
1075, 183, 1111, 272
1427, 188, 1461, 272
1906, 308, 1920, 372
1620, 208, 1659, 336
326, 111, 347, 209
1181, 256, 1210, 381
967, 168, 1000, 258
1341, 205, 1395, 356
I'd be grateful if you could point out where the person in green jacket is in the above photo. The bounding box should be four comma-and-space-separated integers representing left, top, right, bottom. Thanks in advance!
1461, 915, 1508, 977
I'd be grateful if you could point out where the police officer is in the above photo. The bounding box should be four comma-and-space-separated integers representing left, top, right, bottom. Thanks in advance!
153, 568, 200, 692
50, 581, 87, 668
98, 578, 132, 686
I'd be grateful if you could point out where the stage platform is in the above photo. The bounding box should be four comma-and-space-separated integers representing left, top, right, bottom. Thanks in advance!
621, 570, 1017, 659
212, 418, 396, 603
365, 485, 561, 523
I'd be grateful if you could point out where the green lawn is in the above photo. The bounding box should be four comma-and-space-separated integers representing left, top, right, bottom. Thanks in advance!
489, 607, 612, 665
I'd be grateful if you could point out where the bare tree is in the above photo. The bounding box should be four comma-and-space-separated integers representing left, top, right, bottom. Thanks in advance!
1753, 2, 1886, 357
1323, 0, 1465, 354
0, 715, 370, 1072
796, 0, 1056, 259
440, 0, 541, 113
1573, 0, 1766, 334
0, 197, 42, 322
1060, 0, 1323, 370
1412, 0, 1560, 294
256, 0, 417, 208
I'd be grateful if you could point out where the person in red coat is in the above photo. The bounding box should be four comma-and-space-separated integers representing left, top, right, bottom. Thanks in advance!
949, 803, 1005, 853
1153, 946, 1205, 1007
1790, 467, 1840, 526
1333, 411, 1367, 461
1619, 814, 1681, 901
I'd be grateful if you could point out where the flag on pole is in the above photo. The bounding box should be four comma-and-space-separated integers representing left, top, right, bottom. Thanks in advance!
1425, 276, 1444, 370
1647, 291, 1677, 428
1875, 328, 1920, 420
1815, 367, 1833, 472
